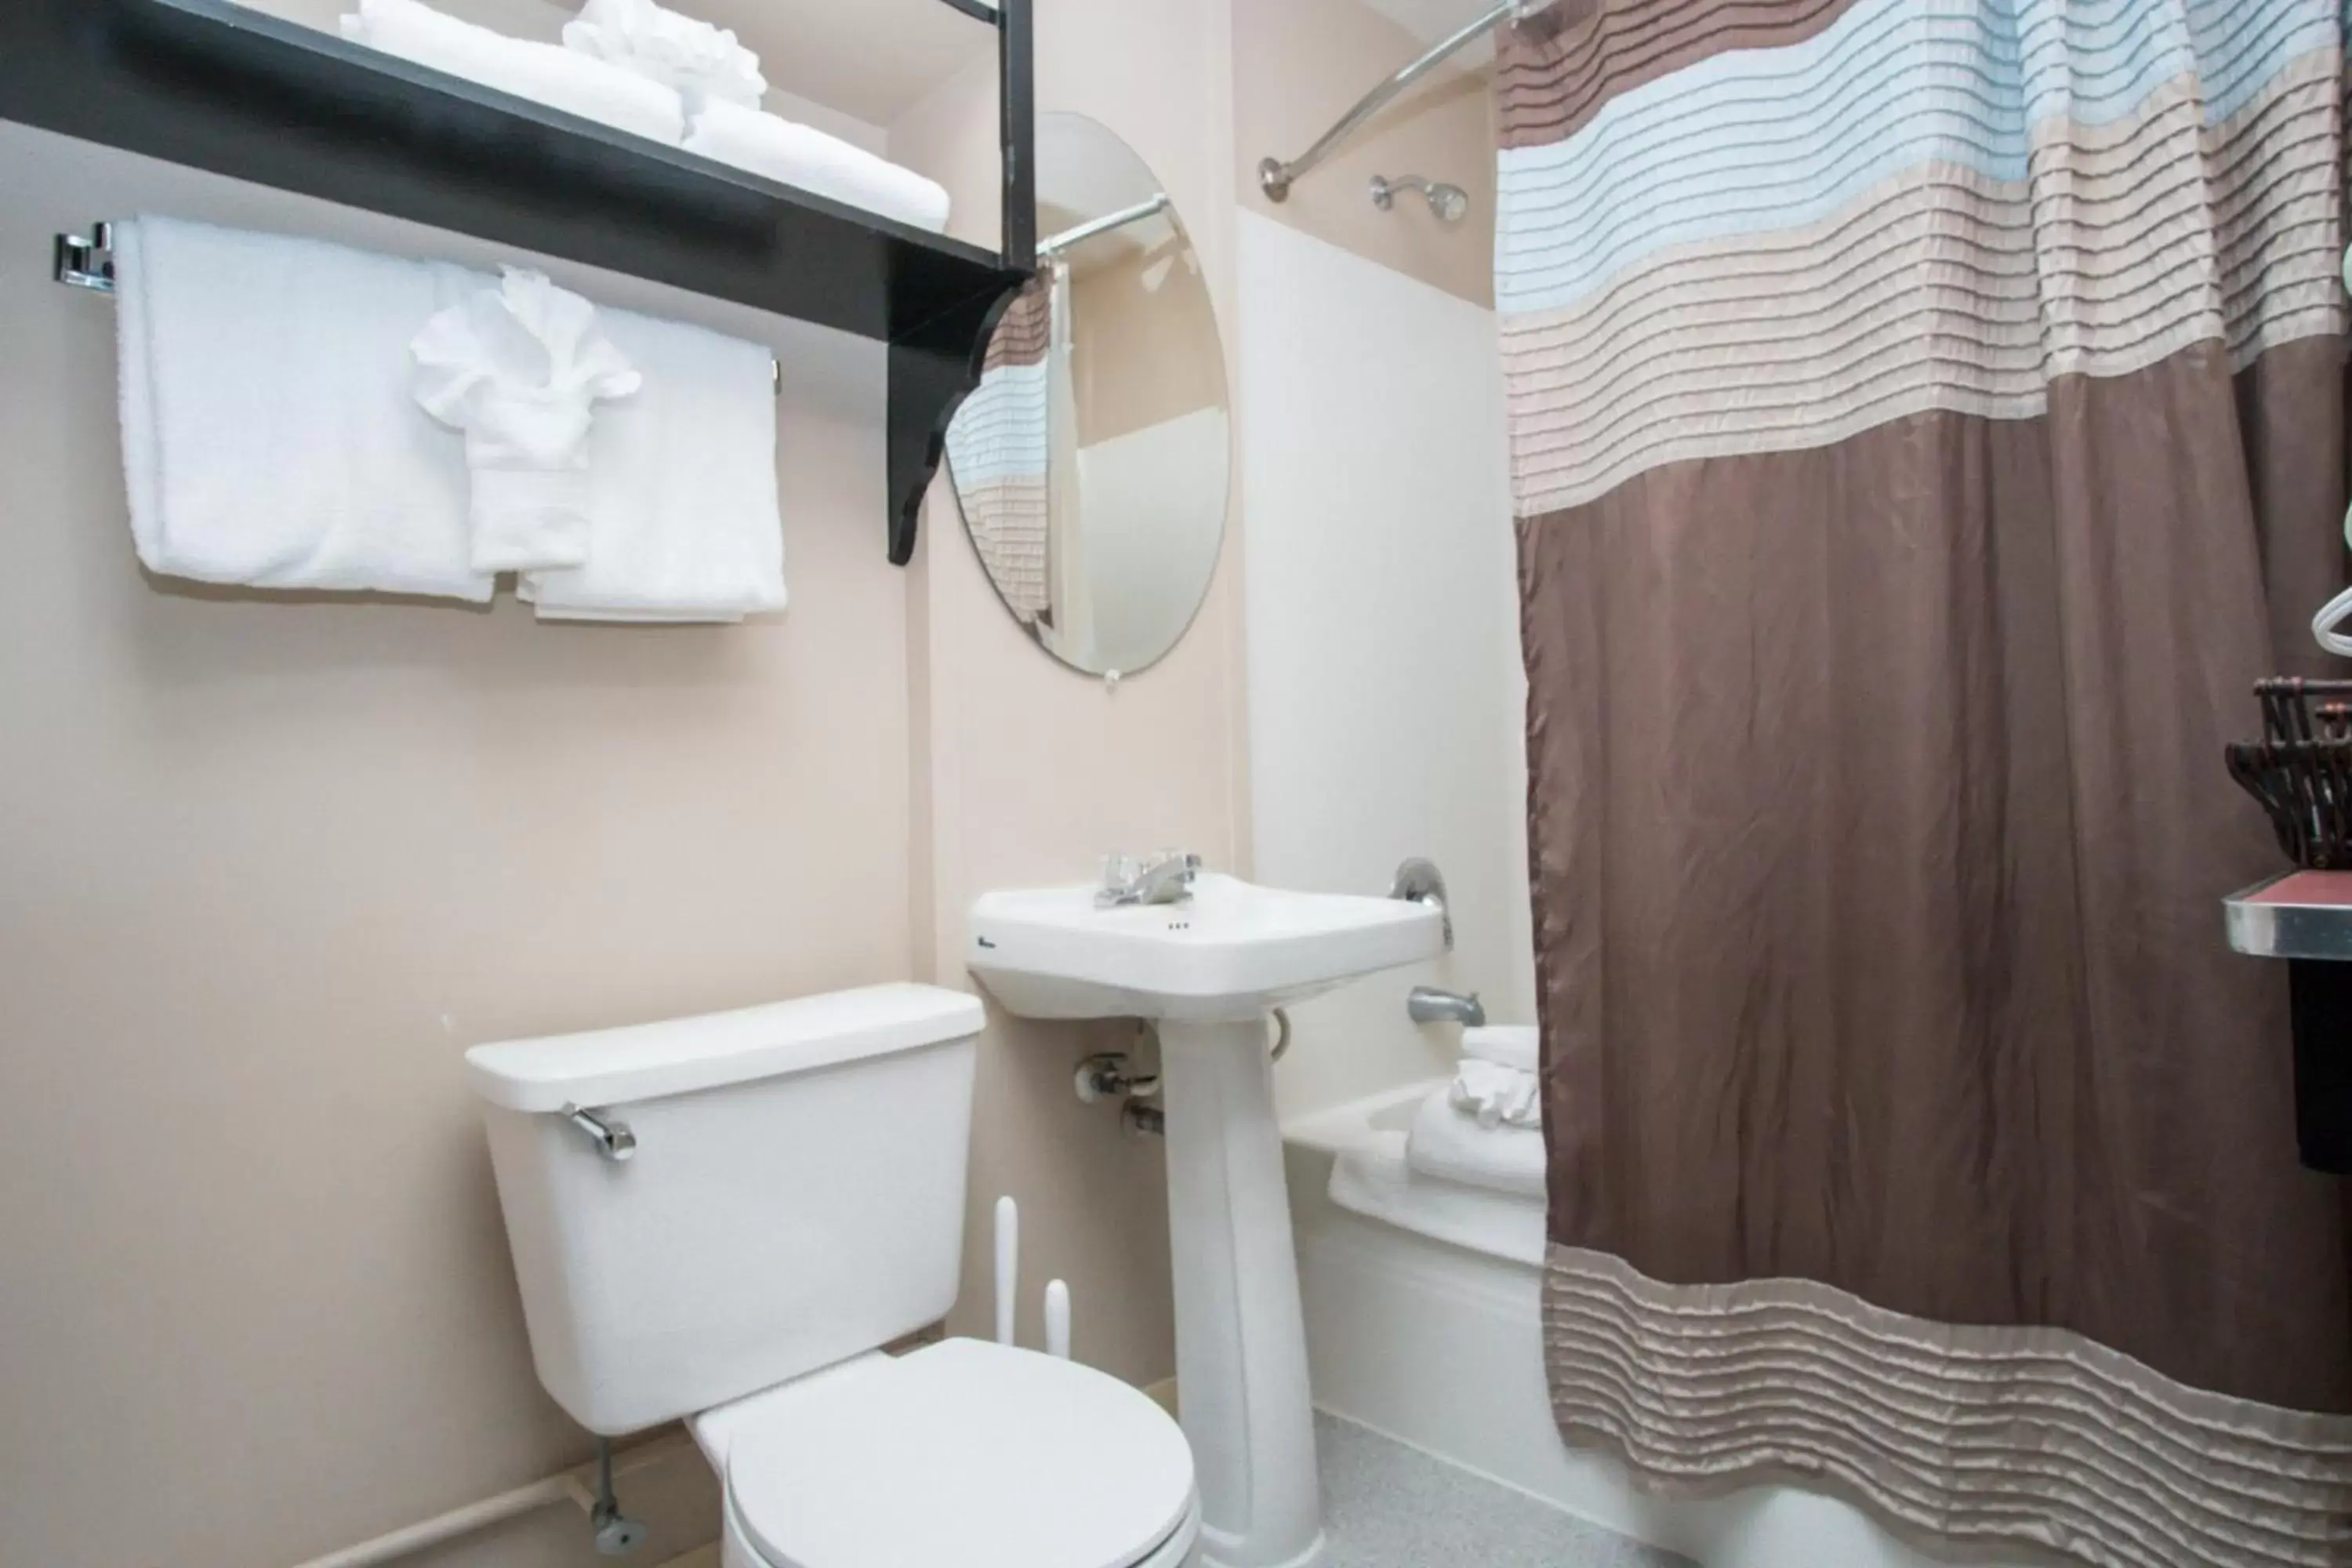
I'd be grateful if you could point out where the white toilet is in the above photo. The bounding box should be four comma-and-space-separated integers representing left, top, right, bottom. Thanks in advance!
464, 982, 1200, 1568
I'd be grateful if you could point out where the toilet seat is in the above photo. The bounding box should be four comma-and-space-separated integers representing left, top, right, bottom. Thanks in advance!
721, 1338, 1198, 1568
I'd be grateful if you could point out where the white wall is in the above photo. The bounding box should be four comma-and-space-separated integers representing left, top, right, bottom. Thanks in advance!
1236, 210, 1534, 1121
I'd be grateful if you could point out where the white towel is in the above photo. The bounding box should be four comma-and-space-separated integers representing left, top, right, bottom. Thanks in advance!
1462, 1025, 1538, 1073
412, 268, 642, 573
114, 216, 492, 601
562, 0, 766, 118
1452, 1025, 1541, 1129
684, 102, 952, 234
342, 0, 684, 145
1406, 1087, 1547, 1200
518, 310, 783, 622
1449, 1058, 1541, 1130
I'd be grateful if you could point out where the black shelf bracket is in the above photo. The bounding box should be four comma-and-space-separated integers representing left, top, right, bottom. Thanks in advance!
885, 0, 1035, 565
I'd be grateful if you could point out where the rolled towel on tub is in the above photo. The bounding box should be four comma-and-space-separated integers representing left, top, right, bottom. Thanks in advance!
1462, 1025, 1538, 1073
1406, 1087, 1546, 1200
343, 0, 685, 145
685, 102, 953, 234
1450, 1058, 1540, 1129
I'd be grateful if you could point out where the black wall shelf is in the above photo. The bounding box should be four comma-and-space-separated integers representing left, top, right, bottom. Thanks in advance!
0, 0, 1037, 565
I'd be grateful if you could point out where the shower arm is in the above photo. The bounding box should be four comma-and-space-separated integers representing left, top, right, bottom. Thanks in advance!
1258, 0, 1527, 203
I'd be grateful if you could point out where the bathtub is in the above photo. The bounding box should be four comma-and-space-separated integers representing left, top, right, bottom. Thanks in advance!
1281, 1081, 2027, 1568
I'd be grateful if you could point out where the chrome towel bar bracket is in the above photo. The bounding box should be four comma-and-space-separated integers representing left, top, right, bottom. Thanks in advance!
53, 223, 115, 293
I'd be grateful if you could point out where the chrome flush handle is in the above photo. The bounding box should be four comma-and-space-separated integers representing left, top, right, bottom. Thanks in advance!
564, 1105, 637, 1162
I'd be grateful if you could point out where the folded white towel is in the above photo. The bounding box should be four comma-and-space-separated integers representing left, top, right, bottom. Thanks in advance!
685, 102, 952, 234
114, 216, 492, 601
1462, 1025, 1538, 1073
562, 0, 766, 118
412, 268, 642, 573
519, 310, 782, 622
1450, 1058, 1541, 1129
1406, 1087, 1547, 1200
343, 0, 684, 145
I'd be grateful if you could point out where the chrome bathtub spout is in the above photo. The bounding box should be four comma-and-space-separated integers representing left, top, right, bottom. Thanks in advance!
1407, 986, 1486, 1027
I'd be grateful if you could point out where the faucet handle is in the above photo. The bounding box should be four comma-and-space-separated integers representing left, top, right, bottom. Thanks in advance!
1097, 850, 1203, 907
1152, 851, 1205, 895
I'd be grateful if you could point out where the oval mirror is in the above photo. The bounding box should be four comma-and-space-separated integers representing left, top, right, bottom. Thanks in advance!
943, 113, 1231, 677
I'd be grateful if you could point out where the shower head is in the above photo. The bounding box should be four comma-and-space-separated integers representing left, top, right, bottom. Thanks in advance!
1370, 173, 1470, 223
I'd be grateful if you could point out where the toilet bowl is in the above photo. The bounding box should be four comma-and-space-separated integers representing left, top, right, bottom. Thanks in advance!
697, 1338, 1200, 1568
462, 985, 1199, 1568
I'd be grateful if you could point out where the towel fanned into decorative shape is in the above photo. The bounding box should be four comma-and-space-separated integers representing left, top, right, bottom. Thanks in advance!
412, 267, 642, 574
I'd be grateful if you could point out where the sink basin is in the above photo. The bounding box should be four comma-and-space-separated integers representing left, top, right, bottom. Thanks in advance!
967, 869, 1448, 1568
967, 873, 1446, 1022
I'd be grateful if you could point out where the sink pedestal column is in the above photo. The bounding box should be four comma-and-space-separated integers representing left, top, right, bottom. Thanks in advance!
1156, 1018, 1324, 1568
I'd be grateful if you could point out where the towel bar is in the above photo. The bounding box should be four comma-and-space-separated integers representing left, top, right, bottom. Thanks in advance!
51, 224, 782, 394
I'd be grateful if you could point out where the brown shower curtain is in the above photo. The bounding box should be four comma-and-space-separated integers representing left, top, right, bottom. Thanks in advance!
946, 276, 1055, 623
1498, 2, 2352, 1563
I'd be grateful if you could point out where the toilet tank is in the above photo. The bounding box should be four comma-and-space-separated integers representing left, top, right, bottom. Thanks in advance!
464, 984, 985, 1436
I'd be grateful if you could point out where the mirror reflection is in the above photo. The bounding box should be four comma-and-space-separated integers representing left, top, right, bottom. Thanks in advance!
945, 113, 1231, 677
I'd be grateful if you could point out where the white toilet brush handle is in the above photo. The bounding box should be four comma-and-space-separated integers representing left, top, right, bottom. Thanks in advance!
994, 1196, 1019, 1347
1044, 1279, 1071, 1360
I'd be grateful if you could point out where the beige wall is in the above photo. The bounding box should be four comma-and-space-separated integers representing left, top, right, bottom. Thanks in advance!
0, 3, 1246, 1566
1232, 0, 1497, 307
0, 124, 903, 1568
892, 0, 1247, 1387
1072, 241, 1227, 445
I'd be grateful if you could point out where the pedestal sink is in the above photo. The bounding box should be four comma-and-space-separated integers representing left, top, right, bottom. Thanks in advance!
968, 872, 1446, 1568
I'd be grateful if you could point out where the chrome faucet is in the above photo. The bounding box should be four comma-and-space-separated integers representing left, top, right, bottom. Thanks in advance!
1098, 851, 1203, 907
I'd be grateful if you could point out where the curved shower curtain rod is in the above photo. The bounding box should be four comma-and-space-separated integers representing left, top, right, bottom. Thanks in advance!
1040, 193, 1171, 257
1257, 0, 1532, 204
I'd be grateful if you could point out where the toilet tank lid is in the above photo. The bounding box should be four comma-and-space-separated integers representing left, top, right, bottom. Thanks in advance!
464, 983, 985, 1112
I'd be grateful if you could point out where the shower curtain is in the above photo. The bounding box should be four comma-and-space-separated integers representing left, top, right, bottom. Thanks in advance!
1499, 2, 2352, 1563
945, 275, 1054, 623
